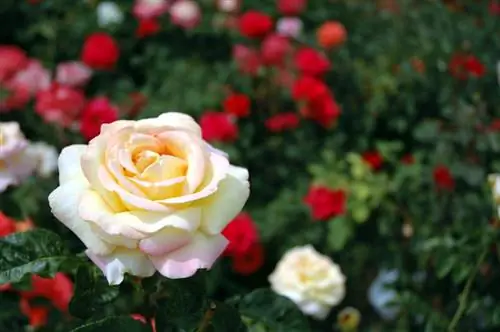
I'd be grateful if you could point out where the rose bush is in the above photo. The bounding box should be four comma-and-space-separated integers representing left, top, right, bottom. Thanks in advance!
49, 112, 249, 284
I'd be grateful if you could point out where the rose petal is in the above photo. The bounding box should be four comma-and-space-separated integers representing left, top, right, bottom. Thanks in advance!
157, 112, 202, 137
150, 233, 228, 279
48, 180, 114, 255
139, 227, 192, 256
200, 165, 250, 235
57, 145, 88, 184
86, 248, 156, 285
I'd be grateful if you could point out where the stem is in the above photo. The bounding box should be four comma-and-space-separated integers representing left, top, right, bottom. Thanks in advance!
197, 302, 216, 332
447, 247, 488, 331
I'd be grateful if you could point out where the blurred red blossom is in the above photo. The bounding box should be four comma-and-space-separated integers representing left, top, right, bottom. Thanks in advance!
170, 0, 201, 29
448, 53, 485, 79
304, 186, 347, 221
265, 112, 300, 132
35, 83, 86, 127
239, 10, 273, 38
81, 33, 120, 70
0, 212, 16, 237
20, 299, 48, 328
277, 0, 307, 16
223, 92, 251, 117
401, 154, 415, 165
232, 44, 261, 75
0, 82, 31, 112
200, 111, 238, 142
433, 165, 455, 191
56, 61, 92, 87
362, 151, 383, 170
292, 76, 329, 102
0, 46, 27, 82
294, 47, 331, 77
232, 243, 264, 275
317, 21, 347, 49
136, 18, 161, 38
80, 97, 119, 140
490, 1, 500, 15
300, 95, 340, 128
261, 34, 291, 66
11, 60, 50, 95
133, 0, 169, 19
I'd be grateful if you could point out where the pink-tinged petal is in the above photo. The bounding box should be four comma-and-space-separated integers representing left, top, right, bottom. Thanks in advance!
49, 180, 114, 255
89, 223, 138, 249
57, 145, 88, 184
155, 131, 205, 194
157, 112, 202, 137
139, 228, 192, 256
150, 233, 228, 279
86, 248, 156, 285
79, 190, 146, 240
200, 165, 250, 235
155, 151, 229, 204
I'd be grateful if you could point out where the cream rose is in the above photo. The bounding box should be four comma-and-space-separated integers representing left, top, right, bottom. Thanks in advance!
48, 112, 250, 285
0, 122, 36, 192
269, 245, 346, 320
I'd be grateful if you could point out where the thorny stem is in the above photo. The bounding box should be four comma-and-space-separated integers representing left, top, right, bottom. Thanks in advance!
447, 246, 489, 331
197, 302, 217, 332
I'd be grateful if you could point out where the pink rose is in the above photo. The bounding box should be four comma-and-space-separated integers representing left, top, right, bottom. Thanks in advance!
56, 62, 92, 87
11, 60, 51, 95
170, 0, 201, 29
35, 83, 86, 127
133, 0, 169, 19
276, 17, 303, 38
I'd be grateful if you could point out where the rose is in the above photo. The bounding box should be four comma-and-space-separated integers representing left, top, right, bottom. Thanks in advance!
96, 1, 124, 27
0, 122, 36, 192
81, 33, 120, 70
10, 60, 51, 95
269, 245, 345, 320
133, 0, 169, 20
169, 0, 201, 30
35, 83, 86, 127
56, 62, 92, 87
48, 112, 250, 285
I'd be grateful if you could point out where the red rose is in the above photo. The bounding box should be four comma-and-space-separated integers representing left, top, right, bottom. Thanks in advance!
265, 112, 300, 132
401, 154, 415, 165
299, 94, 341, 128
449, 54, 485, 79
0, 212, 16, 237
362, 151, 383, 170
223, 93, 251, 117
0, 81, 31, 112
239, 11, 273, 38
277, 0, 307, 15
35, 83, 85, 127
261, 34, 291, 66
294, 47, 331, 77
292, 76, 329, 102
222, 212, 259, 257
80, 97, 119, 141
20, 299, 48, 328
81, 33, 120, 70
232, 242, 264, 275
200, 111, 238, 142
136, 18, 161, 38
304, 186, 347, 221
433, 165, 455, 191
0, 46, 27, 82
232, 44, 261, 76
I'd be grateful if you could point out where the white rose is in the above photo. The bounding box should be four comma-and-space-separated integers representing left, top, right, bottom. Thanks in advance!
26, 142, 58, 177
269, 245, 346, 320
0, 122, 36, 192
97, 2, 124, 27
48, 112, 250, 285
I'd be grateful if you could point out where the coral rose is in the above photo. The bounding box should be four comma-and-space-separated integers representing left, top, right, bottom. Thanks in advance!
48, 112, 250, 284
317, 21, 347, 49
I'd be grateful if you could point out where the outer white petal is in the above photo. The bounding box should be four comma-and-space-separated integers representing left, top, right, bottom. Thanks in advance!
57, 145, 88, 184
48, 179, 114, 255
157, 112, 202, 137
86, 248, 156, 285
200, 165, 250, 235
150, 233, 228, 279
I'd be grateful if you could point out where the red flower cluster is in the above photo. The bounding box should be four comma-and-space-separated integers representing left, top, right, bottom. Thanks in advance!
265, 112, 300, 132
35, 83, 86, 127
304, 186, 347, 221
362, 151, 384, 170
222, 213, 264, 275
223, 93, 251, 117
433, 165, 455, 191
80, 97, 119, 140
200, 111, 238, 142
448, 53, 486, 80
0, 212, 73, 328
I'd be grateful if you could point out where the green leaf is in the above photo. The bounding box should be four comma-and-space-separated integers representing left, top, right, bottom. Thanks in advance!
205, 301, 248, 332
413, 121, 440, 143
0, 229, 81, 284
155, 271, 208, 331
228, 289, 310, 332
69, 265, 120, 319
327, 217, 354, 251
69, 316, 153, 332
